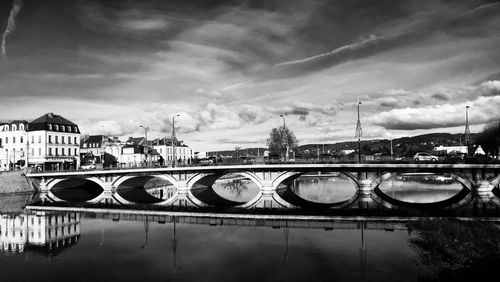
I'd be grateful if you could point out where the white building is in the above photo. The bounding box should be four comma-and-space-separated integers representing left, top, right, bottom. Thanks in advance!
1, 113, 81, 171
0, 120, 29, 171
152, 138, 194, 166
433, 145, 468, 155
27, 113, 81, 170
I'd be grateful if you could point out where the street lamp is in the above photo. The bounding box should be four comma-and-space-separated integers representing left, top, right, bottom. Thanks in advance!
464, 106, 470, 155
172, 114, 180, 167
140, 125, 149, 166
355, 97, 363, 163
280, 114, 288, 162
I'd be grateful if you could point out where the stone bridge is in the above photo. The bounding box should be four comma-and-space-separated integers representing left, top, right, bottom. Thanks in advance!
27, 164, 500, 211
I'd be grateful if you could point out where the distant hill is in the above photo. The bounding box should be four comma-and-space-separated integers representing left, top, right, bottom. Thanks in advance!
207, 133, 477, 158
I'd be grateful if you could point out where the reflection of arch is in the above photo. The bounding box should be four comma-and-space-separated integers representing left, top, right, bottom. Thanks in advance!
489, 175, 500, 188
186, 171, 264, 207
270, 171, 360, 209
112, 174, 179, 205
371, 170, 474, 210
372, 186, 472, 210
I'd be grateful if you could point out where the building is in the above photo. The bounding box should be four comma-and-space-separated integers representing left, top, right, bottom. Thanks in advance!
80, 135, 119, 165
27, 113, 81, 170
152, 138, 194, 166
0, 113, 81, 171
0, 120, 29, 171
433, 145, 468, 155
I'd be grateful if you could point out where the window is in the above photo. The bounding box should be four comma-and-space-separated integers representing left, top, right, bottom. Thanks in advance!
48, 148, 52, 156
31, 136, 34, 143
74, 148, 77, 156
38, 148, 41, 156
61, 136, 65, 144
38, 135, 41, 143
48, 124, 52, 130
13, 137, 15, 143
61, 125, 65, 132
20, 136, 23, 143
55, 136, 58, 144
55, 124, 59, 131
74, 137, 77, 144
55, 148, 59, 156
20, 124, 24, 130
61, 148, 65, 156
11, 124, 17, 131
31, 148, 34, 156
68, 136, 71, 144
48, 135, 52, 143
74, 126, 78, 132
67, 127, 71, 133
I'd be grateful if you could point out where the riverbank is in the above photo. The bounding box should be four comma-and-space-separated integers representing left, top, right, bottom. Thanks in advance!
0, 171, 37, 194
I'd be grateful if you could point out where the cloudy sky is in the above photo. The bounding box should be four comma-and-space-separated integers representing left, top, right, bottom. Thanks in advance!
1, 0, 499, 151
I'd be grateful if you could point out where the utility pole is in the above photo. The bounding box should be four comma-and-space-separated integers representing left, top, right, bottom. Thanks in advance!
355, 97, 363, 163
280, 114, 288, 162
172, 114, 180, 167
140, 125, 149, 166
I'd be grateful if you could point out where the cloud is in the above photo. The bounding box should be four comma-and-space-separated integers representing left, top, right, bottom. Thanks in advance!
371, 96, 500, 130
431, 92, 450, 101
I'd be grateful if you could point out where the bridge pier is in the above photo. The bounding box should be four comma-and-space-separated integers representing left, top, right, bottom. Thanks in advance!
473, 180, 494, 202
171, 183, 197, 208
353, 179, 376, 209
247, 184, 288, 209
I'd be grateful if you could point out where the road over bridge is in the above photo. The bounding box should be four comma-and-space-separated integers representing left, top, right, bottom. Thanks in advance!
27, 164, 500, 212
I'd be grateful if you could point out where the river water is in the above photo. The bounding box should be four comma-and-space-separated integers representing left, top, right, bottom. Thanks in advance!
1, 173, 499, 281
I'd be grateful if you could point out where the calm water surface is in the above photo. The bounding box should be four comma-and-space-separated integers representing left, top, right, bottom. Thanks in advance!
1, 211, 420, 282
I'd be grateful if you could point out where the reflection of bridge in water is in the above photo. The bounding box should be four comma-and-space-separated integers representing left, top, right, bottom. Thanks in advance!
27, 164, 500, 214
26, 206, 417, 231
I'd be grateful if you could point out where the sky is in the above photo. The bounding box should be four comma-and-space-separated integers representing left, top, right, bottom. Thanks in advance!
1, 0, 499, 151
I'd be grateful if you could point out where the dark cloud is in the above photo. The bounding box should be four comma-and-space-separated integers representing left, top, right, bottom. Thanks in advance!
432, 92, 450, 100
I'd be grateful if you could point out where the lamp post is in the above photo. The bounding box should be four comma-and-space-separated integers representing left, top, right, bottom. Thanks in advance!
464, 106, 470, 155
140, 125, 149, 166
355, 97, 363, 163
280, 114, 288, 162
172, 114, 180, 167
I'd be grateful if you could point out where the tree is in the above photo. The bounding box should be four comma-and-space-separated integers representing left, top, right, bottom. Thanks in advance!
476, 120, 500, 158
266, 126, 298, 158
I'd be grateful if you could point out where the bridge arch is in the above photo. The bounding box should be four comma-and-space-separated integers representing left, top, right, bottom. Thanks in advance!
186, 171, 264, 207
269, 171, 360, 209
371, 171, 474, 210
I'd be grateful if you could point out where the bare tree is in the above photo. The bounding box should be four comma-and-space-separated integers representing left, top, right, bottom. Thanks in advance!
266, 127, 298, 157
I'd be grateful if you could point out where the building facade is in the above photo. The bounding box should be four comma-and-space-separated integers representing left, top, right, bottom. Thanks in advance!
0, 113, 81, 171
27, 113, 81, 170
152, 138, 193, 166
0, 121, 29, 170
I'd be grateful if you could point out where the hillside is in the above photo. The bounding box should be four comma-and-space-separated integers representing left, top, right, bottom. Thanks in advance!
207, 133, 477, 158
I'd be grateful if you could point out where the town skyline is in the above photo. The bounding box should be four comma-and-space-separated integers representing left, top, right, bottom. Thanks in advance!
1, 0, 500, 151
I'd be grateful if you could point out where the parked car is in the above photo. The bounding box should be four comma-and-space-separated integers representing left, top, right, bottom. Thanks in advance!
81, 163, 96, 170
413, 152, 439, 162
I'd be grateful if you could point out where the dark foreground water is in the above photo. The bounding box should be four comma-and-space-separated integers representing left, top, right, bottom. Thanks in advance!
1, 208, 500, 282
